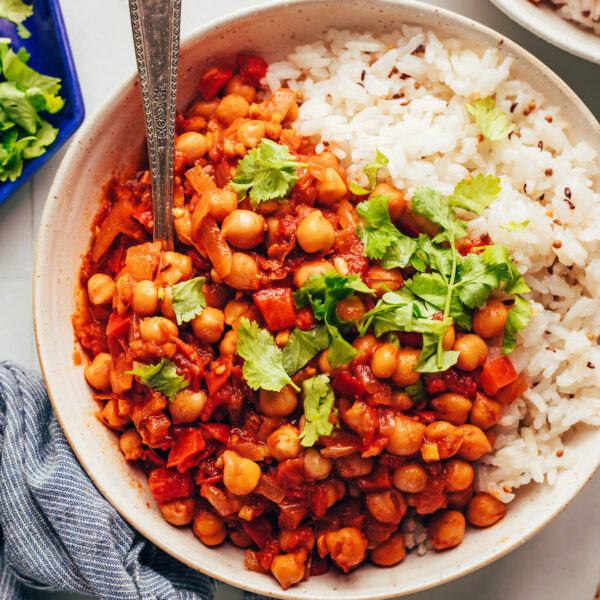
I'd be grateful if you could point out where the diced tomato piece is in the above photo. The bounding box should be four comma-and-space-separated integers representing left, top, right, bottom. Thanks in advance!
411, 409, 436, 424
295, 306, 315, 331
480, 356, 519, 396
195, 474, 223, 485
494, 375, 528, 405
143, 448, 166, 467
442, 368, 477, 399
197, 65, 234, 100
167, 429, 206, 473
360, 434, 388, 458
253, 287, 297, 331
106, 311, 130, 338
173, 150, 187, 175
236, 53, 268, 87
205, 358, 232, 395
356, 463, 391, 493
200, 423, 231, 442
139, 413, 171, 447
424, 374, 446, 396
241, 516, 273, 551
148, 467, 194, 503
332, 372, 365, 400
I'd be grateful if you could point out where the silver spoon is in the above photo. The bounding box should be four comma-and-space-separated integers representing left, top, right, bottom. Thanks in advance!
128, 0, 182, 250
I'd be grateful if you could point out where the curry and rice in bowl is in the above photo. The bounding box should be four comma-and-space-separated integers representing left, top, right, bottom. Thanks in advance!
72, 26, 600, 591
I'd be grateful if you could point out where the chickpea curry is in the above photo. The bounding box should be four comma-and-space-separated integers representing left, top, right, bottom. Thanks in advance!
73, 54, 531, 590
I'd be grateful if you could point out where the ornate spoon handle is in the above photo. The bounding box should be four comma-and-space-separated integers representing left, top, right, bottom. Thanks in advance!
128, 0, 181, 250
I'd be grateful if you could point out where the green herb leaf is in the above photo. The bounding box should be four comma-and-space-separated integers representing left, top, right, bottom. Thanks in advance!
467, 96, 514, 142
349, 148, 388, 194
455, 253, 507, 309
171, 277, 207, 326
229, 138, 305, 209
281, 325, 329, 375
0, 80, 37, 133
0, 0, 33, 38
348, 180, 371, 195
500, 220, 530, 232
299, 374, 335, 447
127, 359, 188, 402
406, 272, 448, 309
236, 318, 299, 392
404, 379, 426, 403
448, 174, 501, 216
502, 295, 532, 355
411, 186, 466, 239
414, 333, 459, 373
325, 322, 359, 368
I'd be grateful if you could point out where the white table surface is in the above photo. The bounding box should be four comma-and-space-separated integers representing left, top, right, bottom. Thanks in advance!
0, 0, 597, 598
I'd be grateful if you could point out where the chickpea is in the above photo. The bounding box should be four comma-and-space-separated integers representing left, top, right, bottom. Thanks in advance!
366, 266, 404, 296
279, 529, 315, 553
336, 295, 365, 322
352, 334, 378, 356
293, 259, 334, 288
469, 392, 502, 430
442, 324, 455, 351
215, 93, 250, 125
431, 393, 472, 426
119, 429, 143, 461
224, 74, 256, 102
424, 421, 464, 459
220, 329, 238, 356
237, 119, 266, 148
267, 425, 302, 461
382, 414, 426, 456
453, 334, 488, 371
132, 280, 158, 316
160, 498, 194, 526
366, 489, 407, 524
318, 151, 340, 168
229, 526, 253, 548
193, 511, 226, 546
221, 209, 265, 250
258, 385, 298, 417
174, 131, 209, 164
371, 343, 400, 379
392, 463, 427, 493
473, 298, 509, 339
87, 273, 115, 305
265, 216, 280, 245
191, 307, 225, 344
317, 349, 336, 375
187, 97, 219, 119
226, 252, 260, 290
428, 510, 466, 550
160, 286, 176, 320
224, 297, 252, 326
444, 459, 474, 492
285, 100, 299, 122
467, 493, 506, 527
317, 528, 367, 573
457, 424, 492, 461
102, 398, 130, 429
169, 388, 207, 424
84, 352, 112, 391
446, 486, 474, 509
205, 187, 238, 222
222, 450, 261, 496
369, 532, 406, 567
370, 183, 407, 221
316, 167, 347, 205
256, 200, 279, 215
303, 448, 332, 480
335, 453, 374, 478
163, 251, 194, 280
270, 550, 307, 590
391, 391, 414, 411
140, 316, 178, 344
296, 210, 335, 253
391, 347, 421, 387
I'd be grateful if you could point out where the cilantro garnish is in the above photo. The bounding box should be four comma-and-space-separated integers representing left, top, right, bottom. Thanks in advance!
236, 317, 300, 392
294, 271, 374, 368
0, 0, 33, 38
228, 138, 306, 209
448, 174, 501, 215
502, 295, 532, 355
281, 325, 329, 376
467, 96, 514, 141
171, 277, 206, 325
348, 148, 389, 195
127, 359, 188, 402
500, 220, 530, 232
299, 374, 336, 447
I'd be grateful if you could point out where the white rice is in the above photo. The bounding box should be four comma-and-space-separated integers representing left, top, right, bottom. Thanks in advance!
267, 28, 600, 503
547, 0, 600, 35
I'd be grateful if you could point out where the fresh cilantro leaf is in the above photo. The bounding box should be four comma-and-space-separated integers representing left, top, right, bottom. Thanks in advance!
502, 295, 532, 355
171, 277, 206, 325
229, 138, 306, 209
127, 359, 188, 402
504, 263, 531, 294
448, 174, 501, 216
368, 303, 413, 337
455, 253, 506, 308
299, 374, 335, 447
411, 234, 453, 278
281, 325, 329, 375
379, 236, 420, 270
411, 186, 465, 239
0, 0, 33, 38
414, 333, 459, 373
236, 318, 299, 392
467, 96, 514, 141
404, 379, 426, 403
349, 148, 388, 194
500, 220, 530, 232
407, 272, 448, 309
326, 322, 360, 368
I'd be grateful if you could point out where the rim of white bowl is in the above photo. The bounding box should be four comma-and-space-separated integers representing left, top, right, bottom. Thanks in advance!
34, 0, 600, 597
490, 0, 600, 64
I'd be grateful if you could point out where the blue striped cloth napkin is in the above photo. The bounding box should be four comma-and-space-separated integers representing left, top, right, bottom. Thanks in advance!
0, 361, 259, 600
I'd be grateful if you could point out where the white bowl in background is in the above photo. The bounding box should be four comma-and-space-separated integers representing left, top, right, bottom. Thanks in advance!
34, 1, 600, 598
491, 0, 600, 64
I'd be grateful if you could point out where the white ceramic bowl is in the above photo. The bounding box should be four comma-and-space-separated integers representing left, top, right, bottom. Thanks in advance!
34, 1, 600, 598
491, 0, 600, 64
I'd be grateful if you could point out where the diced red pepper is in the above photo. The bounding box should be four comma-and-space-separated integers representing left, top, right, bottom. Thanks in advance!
143, 448, 166, 467
167, 429, 206, 473
236, 53, 268, 86
424, 373, 446, 396
332, 372, 365, 400
295, 306, 315, 331
197, 65, 234, 100
253, 287, 297, 331
195, 474, 223, 485
205, 358, 232, 395
480, 356, 519, 396
442, 368, 477, 399
200, 423, 231, 443
411, 409, 436, 424
241, 516, 273, 550
148, 467, 194, 503
106, 311, 130, 338
356, 463, 392, 493
494, 375, 528, 406
360, 434, 388, 458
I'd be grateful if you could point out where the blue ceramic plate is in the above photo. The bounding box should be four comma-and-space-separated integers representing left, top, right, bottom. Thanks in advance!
0, 0, 84, 206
